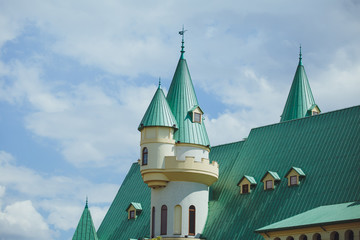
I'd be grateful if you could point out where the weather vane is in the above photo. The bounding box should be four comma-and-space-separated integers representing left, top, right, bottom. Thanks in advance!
179, 25, 187, 57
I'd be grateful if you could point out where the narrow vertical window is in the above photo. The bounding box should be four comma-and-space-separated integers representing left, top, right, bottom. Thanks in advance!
142, 147, 148, 165
129, 210, 135, 219
193, 112, 201, 123
330, 231, 339, 240
161, 205, 167, 235
189, 205, 196, 236
242, 184, 249, 194
151, 207, 155, 238
345, 230, 354, 240
174, 205, 182, 235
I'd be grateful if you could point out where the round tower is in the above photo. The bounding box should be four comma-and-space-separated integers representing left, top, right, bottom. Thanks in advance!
138, 29, 218, 239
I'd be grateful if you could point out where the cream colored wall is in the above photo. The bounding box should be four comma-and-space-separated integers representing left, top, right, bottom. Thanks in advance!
262, 174, 276, 190
259, 222, 360, 240
286, 169, 300, 186
239, 178, 251, 194
175, 144, 209, 162
127, 205, 136, 219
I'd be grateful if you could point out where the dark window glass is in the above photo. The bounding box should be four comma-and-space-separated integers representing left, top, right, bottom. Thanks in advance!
161, 205, 167, 235
300, 235, 308, 240
130, 210, 135, 219
266, 180, 273, 189
142, 147, 148, 165
290, 175, 297, 185
151, 207, 155, 238
313, 233, 321, 240
331, 231, 339, 240
345, 230, 354, 240
242, 184, 249, 194
194, 112, 201, 123
189, 205, 196, 235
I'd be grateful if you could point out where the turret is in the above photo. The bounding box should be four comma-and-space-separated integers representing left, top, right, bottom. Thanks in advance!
280, 47, 320, 122
138, 28, 218, 239
72, 198, 98, 240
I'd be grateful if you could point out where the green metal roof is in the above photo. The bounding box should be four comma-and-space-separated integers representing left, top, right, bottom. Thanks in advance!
256, 201, 360, 232
72, 201, 99, 240
280, 51, 318, 122
96, 163, 151, 240
166, 55, 210, 147
138, 84, 177, 131
94, 105, 360, 240
285, 167, 306, 178
202, 105, 360, 239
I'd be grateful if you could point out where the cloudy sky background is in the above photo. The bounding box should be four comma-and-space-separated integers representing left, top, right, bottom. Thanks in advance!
0, 0, 359, 239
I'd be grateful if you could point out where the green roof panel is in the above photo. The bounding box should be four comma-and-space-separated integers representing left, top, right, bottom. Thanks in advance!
138, 85, 178, 131
96, 163, 151, 240
280, 52, 318, 122
72, 202, 99, 240
166, 56, 210, 147
202, 105, 360, 240
256, 201, 360, 232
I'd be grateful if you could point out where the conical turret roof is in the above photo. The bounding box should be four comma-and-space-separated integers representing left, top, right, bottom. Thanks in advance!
166, 52, 210, 146
138, 82, 178, 131
72, 200, 99, 240
280, 49, 319, 122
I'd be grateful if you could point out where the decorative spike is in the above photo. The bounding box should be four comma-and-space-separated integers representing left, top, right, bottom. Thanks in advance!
158, 77, 161, 89
85, 196, 88, 208
299, 45, 302, 65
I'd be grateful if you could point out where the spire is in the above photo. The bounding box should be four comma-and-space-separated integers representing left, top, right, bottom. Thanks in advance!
280, 49, 320, 122
179, 25, 187, 59
138, 81, 178, 131
166, 32, 210, 147
72, 199, 99, 240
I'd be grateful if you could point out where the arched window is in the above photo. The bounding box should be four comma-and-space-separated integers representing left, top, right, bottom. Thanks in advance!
161, 205, 167, 235
189, 205, 196, 236
286, 237, 294, 240
142, 147, 148, 165
300, 235, 308, 240
345, 230, 354, 240
151, 207, 155, 238
313, 233, 321, 240
330, 231, 339, 240
174, 205, 182, 235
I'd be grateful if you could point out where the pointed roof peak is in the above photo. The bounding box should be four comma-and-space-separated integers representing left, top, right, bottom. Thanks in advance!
299, 45, 303, 65
179, 25, 187, 59
72, 198, 98, 240
158, 77, 161, 89
85, 196, 88, 208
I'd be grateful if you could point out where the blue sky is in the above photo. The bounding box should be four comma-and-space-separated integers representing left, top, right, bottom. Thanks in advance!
0, 0, 359, 239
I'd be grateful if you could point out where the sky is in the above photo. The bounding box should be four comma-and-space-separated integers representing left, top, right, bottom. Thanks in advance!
0, 0, 359, 239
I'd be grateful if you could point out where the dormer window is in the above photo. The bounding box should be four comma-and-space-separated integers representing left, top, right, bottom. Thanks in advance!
285, 167, 306, 186
189, 105, 204, 124
126, 202, 142, 220
261, 171, 280, 190
307, 104, 321, 117
237, 175, 257, 194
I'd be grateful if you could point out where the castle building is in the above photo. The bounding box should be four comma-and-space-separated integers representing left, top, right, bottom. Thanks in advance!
72, 34, 360, 240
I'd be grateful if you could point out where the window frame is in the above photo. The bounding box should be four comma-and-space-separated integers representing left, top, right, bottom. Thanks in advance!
242, 184, 249, 194
129, 210, 135, 219
189, 205, 196, 236
161, 205, 167, 235
193, 112, 201, 123
290, 175, 298, 186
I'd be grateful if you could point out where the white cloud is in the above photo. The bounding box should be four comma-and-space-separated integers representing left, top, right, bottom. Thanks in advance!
0, 200, 52, 240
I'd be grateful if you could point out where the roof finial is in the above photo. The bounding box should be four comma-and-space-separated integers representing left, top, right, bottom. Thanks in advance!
299, 44, 303, 65
85, 196, 88, 208
158, 77, 161, 89
179, 25, 187, 59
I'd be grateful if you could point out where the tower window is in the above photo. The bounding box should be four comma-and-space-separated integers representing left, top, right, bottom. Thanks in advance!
189, 205, 196, 236
161, 205, 167, 235
129, 210, 135, 219
151, 207, 155, 238
194, 112, 201, 123
142, 147, 148, 165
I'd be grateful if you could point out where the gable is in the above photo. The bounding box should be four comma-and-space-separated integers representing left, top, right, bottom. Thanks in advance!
202, 106, 360, 240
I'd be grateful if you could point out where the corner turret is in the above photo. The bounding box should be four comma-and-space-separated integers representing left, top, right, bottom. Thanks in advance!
280, 47, 320, 122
